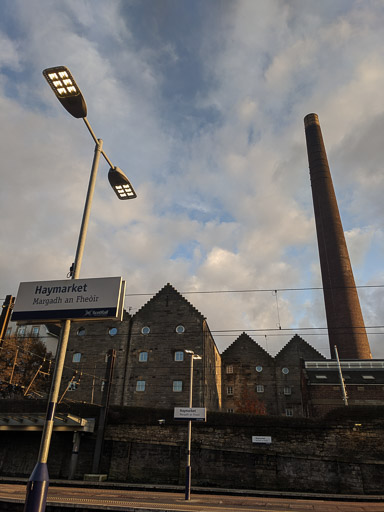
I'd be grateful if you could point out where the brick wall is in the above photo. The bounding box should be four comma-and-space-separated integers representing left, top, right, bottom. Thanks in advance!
308, 384, 384, 417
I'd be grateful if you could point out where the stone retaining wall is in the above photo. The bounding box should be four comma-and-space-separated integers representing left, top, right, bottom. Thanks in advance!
1, 413, 384, 494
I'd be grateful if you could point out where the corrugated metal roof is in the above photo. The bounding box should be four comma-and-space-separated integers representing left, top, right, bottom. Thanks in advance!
0, 413, 95, 432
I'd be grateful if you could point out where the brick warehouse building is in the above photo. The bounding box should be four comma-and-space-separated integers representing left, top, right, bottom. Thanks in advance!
221, 333, 325, 416
62, 283, 222, 411
59, 283, 384, 418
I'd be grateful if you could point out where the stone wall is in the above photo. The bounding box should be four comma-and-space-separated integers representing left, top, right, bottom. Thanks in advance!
101, 415, 384, 494
1, 405, 384, 494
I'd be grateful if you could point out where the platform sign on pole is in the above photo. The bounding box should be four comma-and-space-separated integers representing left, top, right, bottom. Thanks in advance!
252, 436, 272, 444
174, 407, 206, 422
12, 277, 125, 323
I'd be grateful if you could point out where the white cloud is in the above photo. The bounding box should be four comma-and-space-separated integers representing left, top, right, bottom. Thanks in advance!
0, 31, 20, 70
1, 0, 384, 360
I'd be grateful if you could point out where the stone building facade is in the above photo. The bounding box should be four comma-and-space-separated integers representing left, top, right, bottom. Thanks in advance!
61, 284, 221, 411
221, 333, 325, 416
60, 282, 384, 418
120, 284, 221, 410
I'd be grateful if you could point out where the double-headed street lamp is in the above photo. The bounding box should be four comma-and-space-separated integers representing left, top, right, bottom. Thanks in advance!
184, 349, 202, 501
43, 66, 136, 203
24, 66, 137, 512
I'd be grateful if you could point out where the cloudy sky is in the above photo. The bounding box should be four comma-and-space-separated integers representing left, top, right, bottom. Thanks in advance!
1, 0, 384, 358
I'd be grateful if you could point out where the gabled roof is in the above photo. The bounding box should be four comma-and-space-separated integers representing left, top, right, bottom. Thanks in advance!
221, 332, 274, 362
133, 283, 205, 320
0, 413, 95, 432
275, 334, 325, 361
45, 324, 61, 337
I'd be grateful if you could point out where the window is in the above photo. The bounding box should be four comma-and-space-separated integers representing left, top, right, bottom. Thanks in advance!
77, 327, 86, 336
101, 380, 105, 392
139, 351, 148, 362
173, 380, 183, 392
256, 384, 264, 393
136, 380, 146, 392
32, 326, 40, 337
284, 386, 292, 395
362, 375, 375, 380
68, 381, 78, 391
285, 408, 293, 417
227, 408, 234, 413
176, 325, 185, 334
226, 365, 233, 374
315, 375, 327, 380
141, 326, 150, 334
109, 327, 118, 336
5, 327, 11, 338
175, 351, 184, 361
282, 367, 289, 375
256, 365, 263, 373
72, 352, 82, 363
17, 326, 26, 337
227, 386, 233, 395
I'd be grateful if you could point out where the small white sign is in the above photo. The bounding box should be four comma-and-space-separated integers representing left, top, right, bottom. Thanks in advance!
12, 277, 125, 323
252, 436, 272, 444
174, 407, 207, 421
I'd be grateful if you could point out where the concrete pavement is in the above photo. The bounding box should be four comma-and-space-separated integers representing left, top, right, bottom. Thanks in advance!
1, 477, 384, 511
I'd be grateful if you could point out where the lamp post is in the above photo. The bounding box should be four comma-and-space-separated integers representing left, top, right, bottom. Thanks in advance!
184, 349, 201, 501
23, 66, 137, 512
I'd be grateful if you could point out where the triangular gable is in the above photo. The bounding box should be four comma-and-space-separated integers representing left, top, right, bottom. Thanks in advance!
222, 332, 274, 363
275, 334, 325, 362
133, 283, 205, 321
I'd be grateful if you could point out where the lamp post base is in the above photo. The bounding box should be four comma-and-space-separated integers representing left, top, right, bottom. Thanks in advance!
185, 465, 191, 500
24, 462, 49, 512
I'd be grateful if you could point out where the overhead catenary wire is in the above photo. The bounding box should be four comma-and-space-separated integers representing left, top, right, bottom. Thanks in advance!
123, 283, 384, 297
18, 323, 384, 339
3, 283, 384, 304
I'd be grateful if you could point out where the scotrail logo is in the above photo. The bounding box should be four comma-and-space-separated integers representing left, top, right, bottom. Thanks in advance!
84, 309, 109, 317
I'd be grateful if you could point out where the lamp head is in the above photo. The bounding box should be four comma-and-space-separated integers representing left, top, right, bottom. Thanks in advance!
43, 66, 87, 118
108, 166, 137, 200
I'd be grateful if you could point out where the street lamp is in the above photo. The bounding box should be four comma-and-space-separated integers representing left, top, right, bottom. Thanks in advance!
24, 66, 137, 512
184, 349, 201, 501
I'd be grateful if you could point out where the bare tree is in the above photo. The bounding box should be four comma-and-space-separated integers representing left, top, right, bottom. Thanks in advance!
0, 337, 52, 399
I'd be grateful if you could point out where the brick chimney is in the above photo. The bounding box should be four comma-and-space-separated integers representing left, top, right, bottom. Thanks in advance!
304, 113, 372, 359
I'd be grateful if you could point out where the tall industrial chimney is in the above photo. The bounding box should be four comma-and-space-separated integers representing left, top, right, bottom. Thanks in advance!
304, 113, 372, 360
